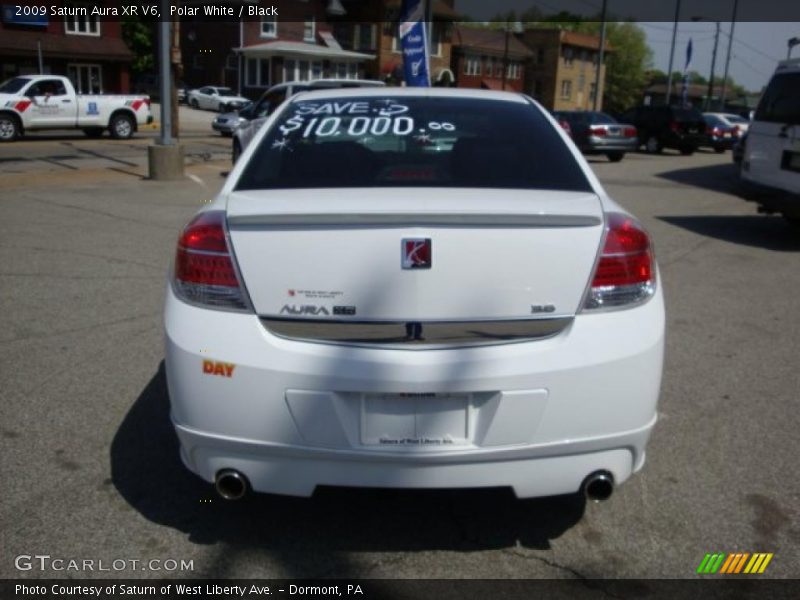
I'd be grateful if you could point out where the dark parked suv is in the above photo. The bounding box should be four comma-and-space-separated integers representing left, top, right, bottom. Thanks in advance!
621, 105, 706, 155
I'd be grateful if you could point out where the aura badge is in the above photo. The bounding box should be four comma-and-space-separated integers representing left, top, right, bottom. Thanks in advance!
402, 238, 432, 269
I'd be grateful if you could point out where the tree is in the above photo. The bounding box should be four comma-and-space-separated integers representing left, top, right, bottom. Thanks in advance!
122, 16, 154, 77
519, 18, 652, 112
582, 21, 653, 113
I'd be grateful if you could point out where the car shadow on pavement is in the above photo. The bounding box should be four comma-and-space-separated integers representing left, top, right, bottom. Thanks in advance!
659, 215, 800, 252
655, 162, 741, 195
111, 362, 586, 555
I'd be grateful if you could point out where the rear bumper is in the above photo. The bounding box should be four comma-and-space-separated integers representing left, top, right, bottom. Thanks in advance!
212, 122, 236, 134
582, 137, 638, 153
739, 173, 800, 216
174, 420, 654, 498
164, 284, 665, 498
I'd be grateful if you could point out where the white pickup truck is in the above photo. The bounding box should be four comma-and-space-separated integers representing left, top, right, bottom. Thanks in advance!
0, 75, 152, 142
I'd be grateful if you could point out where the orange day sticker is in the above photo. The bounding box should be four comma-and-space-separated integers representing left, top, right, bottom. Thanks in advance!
202, 360, 235, 378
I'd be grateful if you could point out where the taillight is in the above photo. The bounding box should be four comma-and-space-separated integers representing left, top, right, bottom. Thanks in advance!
589, 127, 607, 137
669, 121, 680, 133
583, 213, 656, 310
623, 126, 637, 138
173, 210, 250, 310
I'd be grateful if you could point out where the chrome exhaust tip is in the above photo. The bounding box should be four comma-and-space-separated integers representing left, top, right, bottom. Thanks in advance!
581, 471, 614, 503
214, 469, 249, 500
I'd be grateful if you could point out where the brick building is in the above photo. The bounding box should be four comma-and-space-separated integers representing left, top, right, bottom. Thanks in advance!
520, 29, 611, 111
451, 25, 532, 92
0, 3, 134, 93
182, 0, 458, 96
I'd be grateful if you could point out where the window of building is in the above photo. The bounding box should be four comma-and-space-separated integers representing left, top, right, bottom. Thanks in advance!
578, 73, 585, 91
67, 64, 102, 94
355, 24, 376, 51
64, 7, 100, 36
563, 47, 574, 67
261, 16, 277, 38
580, 50, 588, 62
284, 59, 296, 82
561, 79, 572, 99
192, 55, 203, 70
304, 17, 316, 42
506, 62, 521, 80
246, 58, 258, 87
430, 21, 443, 57
333, 62, 359, 80
464, 55, 480, 76
246, 58, 270, 87
259, 59, 271, 87
589, 82, 597, 104
486, 57, 495, 77
226, 53, 238, 70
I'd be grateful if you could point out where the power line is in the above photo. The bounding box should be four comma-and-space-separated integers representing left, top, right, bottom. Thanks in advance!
718, 30, 781, 63
732, 53, 772, 79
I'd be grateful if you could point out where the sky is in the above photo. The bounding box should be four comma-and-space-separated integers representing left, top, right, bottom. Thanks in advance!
452, 0, 800, 93
640, 22, 800, 93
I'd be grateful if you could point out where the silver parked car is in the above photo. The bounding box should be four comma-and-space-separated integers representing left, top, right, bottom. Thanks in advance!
212, 102, 254, 136
188, 86, 249, 112
553, 111, 639, 162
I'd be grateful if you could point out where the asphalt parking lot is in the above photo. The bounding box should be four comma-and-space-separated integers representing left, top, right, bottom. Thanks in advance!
1, 136, 798, 582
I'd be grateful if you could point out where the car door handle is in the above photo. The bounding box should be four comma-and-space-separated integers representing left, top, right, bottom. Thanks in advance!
62, 99, 72, 103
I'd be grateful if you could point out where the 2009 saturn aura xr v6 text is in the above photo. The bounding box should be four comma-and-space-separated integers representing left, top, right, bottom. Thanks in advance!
164, 88, 665, 502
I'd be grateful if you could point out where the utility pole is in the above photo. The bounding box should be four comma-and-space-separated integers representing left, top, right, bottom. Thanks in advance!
665, 0, 682, 105
719, 0, 739, 110
593, 0, 607, 111
502, 20, 509, 91
705, 22, 720, 111
148, 0, 184, 180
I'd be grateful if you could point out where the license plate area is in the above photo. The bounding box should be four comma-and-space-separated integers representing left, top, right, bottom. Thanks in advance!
361, 393, 470, 447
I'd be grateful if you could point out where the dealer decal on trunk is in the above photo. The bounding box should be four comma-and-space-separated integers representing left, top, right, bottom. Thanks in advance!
202, 360, 235, 378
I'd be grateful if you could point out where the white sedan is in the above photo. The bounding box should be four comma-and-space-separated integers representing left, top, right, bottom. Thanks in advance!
187, 86, 249, 112
165, 88, 665, 503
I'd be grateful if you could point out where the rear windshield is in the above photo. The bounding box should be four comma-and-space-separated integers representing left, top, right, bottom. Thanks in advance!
590, 112, 617, 124
235, 96, 592, 192
755, 72, 800, 124
673, 108, 703, 122
0, 77, 30, 94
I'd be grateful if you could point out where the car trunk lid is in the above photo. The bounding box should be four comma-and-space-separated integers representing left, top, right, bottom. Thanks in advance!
226, 188, 605, 321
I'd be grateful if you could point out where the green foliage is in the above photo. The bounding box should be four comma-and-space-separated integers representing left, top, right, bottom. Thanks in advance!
122, 16, 154, 76
578, 21, 653, 113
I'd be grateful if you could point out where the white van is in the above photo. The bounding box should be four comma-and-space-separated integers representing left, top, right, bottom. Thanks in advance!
741, 58, 800, 223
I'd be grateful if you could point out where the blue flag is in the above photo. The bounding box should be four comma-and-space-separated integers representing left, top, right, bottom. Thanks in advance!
682, 38, 693, 107
399, 0, 430, 87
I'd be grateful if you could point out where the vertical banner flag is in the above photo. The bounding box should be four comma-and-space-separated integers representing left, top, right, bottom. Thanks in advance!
399, 0, 431, 87
682, 38, 693, 107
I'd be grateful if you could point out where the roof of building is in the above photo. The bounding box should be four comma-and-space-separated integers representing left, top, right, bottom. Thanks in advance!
523, 28, 613, 52
452, 25, 533, 58
0, 29, 133, 61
